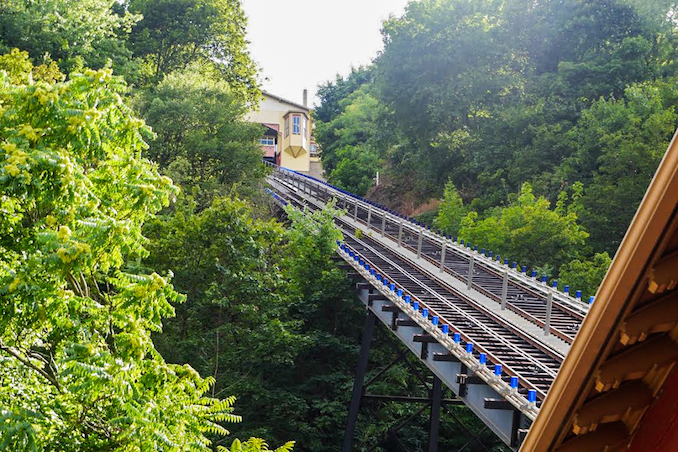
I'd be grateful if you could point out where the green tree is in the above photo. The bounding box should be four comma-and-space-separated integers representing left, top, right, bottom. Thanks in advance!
0, 48, 63, 85
145, 194, 365, 449
314, 66, 373, 124
0, 0, 140, 73
561, 79, 678, 253
559, 252, 613, 299
127, 0, 259, 99
221, 438, 294, 452
328, 145, 380, 196
434, 179, 467, 237
315, 84, 391, 174
459, 183, 589, 270
0, 59, 244, 450
137, 64, 265, 206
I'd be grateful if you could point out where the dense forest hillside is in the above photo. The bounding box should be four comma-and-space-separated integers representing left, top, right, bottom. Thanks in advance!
2, 0, 677, 451
316, 0, 678, 299
0, 1, 509, 451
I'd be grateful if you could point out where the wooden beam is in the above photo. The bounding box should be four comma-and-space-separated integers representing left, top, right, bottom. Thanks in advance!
395, 319, 419, 327
432, 353, 460, 362
557, 422, 629, 452
413, 334, 438, 343
648, 251, 678, 294
456, 374, 484, 385
484, 399, 514, 410
620, 291, 678, 345
596, 335, 678, 392
572, 380, 653, 435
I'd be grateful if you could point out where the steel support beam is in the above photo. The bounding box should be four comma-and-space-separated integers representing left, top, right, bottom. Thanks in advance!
428, 376, 443, 452
467, 254, 474, 290
440, 243, 446, 273
343, 310, 376, 452
501, 270, 508, 311
545, 290, 553, 337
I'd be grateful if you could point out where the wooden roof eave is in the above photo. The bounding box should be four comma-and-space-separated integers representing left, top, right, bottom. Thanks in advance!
520, 128, 678, 451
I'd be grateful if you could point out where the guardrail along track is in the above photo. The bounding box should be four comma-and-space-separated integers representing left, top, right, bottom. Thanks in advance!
269, 176, 563, 403
269, 167, 588, 345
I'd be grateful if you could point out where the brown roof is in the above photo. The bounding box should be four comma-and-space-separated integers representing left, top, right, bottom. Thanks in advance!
521, 129, 678, 451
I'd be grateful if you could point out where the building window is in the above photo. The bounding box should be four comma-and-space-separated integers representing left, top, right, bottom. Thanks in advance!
260, 137, 275, 146
284, 116, 289, 137
293, 115, 301, 134
310, 144, 319, 156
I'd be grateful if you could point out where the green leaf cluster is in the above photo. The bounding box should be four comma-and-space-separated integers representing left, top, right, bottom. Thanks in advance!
136, 64, 266, 205
0, 57, 244, 451
0, 0, 260, 97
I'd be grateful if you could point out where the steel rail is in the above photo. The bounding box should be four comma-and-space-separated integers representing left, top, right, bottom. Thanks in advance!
269, 168, 588, 341
266, 183, 544, 420
268, 164, 589, 313
269, 180, 561, 397
346, 203, 580, 342
340, 234, 561, 391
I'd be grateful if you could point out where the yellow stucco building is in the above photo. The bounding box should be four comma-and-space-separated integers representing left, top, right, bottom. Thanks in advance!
247, 90, 319, 173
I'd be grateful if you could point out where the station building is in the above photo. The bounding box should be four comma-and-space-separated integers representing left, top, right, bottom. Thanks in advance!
246, 90, 321, 174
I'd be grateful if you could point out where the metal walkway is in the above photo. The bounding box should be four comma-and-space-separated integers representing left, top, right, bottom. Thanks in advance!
264, 163, 591, 450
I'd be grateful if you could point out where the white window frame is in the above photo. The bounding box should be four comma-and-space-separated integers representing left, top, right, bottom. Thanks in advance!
260, 137, 275, 146
292, 115, 301, 135
284, 116, 289, 138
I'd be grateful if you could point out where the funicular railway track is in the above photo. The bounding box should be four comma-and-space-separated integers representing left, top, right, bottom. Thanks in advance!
340, 233, 562, 400
264, 165, 597, 447
345, 199, 585, 343
269, 166, 589, 345
269, 176, 563, 402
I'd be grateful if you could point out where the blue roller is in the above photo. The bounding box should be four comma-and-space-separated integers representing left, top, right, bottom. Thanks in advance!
528, 390, 537, 403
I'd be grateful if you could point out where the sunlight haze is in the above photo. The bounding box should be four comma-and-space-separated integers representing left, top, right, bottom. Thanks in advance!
241, 0, 410, 107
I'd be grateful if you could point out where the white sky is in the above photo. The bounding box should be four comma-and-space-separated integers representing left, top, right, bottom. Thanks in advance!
241, 0, 411, 108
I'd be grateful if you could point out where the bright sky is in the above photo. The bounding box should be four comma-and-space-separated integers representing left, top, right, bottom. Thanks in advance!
241, 0, 411, 108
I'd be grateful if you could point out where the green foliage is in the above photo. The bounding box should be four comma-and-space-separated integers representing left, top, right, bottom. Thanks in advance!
314, 0, 678, 295
0, 58, 240, 450
434, 179, 467, 237
314, 83, 393, 175
220, 438, 295, 452
559, 252, 613, 299
0, 48, 63, 85
562, 79, 678, 252
459, 183, 589, 271
0, 0, 140, 73
314, 66, 373, 124
127, 0, 259, 99
328, 145, 380, 196
145, 193, 370, 449
137, 64, 265, 205
283, 201, 344, 299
